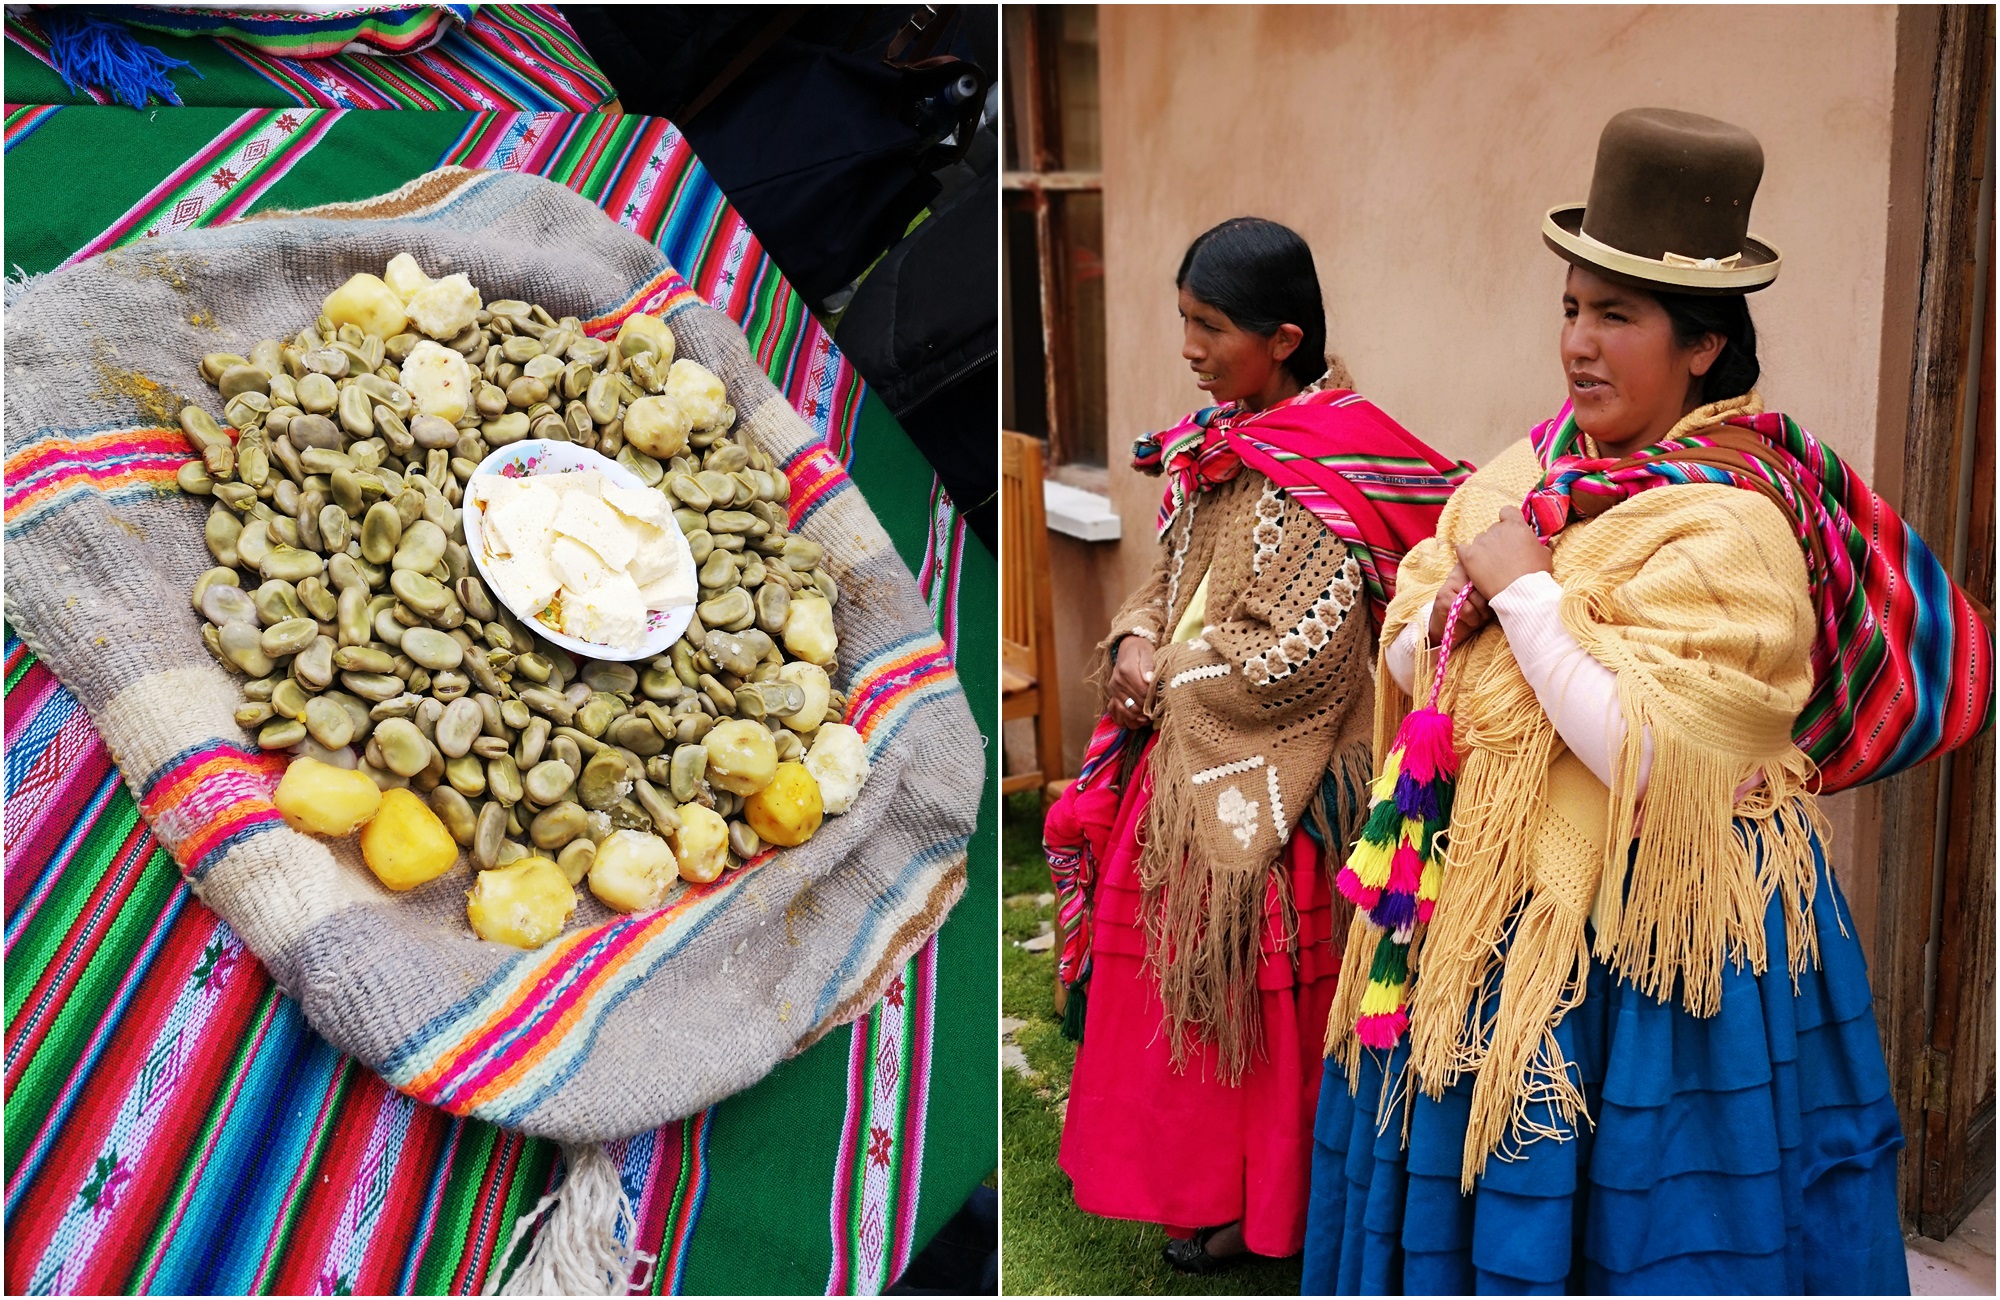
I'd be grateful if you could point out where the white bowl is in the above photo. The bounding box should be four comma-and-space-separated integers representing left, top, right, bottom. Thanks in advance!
461, 439, 696, 663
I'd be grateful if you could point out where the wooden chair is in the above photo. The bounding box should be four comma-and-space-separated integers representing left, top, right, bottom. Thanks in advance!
1002, 431, 1067, 805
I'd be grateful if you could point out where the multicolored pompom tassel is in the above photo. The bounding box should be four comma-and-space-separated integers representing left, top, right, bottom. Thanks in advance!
1337, 585, 1473, 1048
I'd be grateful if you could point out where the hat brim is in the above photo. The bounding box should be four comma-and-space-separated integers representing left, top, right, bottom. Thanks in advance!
1543, 205, 1780, 295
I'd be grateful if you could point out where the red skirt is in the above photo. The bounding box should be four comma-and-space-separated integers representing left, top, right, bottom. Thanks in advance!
1057, 743, 1341, 1258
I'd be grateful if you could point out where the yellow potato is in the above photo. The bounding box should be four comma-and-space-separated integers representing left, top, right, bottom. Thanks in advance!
775, 661, 830, 733
622, 394, 691, 459
672, 803, 730, 883
322, 272, 408, 339
359, 787, 458, 890
742, 762, 823, 847
407, 273, 481, 340
401, 340, 472, 422
273, 755, 382, 836
663, 359, 727, 429
466, 856, 576, 948
704, 719, 777, 795
588, 829, 677, 912
616, 312, 675, 361
804, 723, 869, 815
383, 253, 432, 302
782, 595, 838, 666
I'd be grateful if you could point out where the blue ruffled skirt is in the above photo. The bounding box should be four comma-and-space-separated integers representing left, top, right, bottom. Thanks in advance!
1303, 829, 1909, 1295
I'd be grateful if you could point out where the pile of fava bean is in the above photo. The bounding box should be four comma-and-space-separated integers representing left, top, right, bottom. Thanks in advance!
178, 265, 870, 948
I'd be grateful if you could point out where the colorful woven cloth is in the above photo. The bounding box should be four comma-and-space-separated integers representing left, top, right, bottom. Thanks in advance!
82, 4, 476, 58
4, 5, 613, 111
1526, 396, 1994, 792
1042, 718, 1140, 990
1144, 388, 1472, 626
4, 104, 994, 1295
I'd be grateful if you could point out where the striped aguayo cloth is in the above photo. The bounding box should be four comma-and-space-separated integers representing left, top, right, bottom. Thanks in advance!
3, 4, 614, 112
3, 108, 996, 1295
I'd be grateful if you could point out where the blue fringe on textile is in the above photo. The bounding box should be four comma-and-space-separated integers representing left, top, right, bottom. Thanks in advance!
40, 9, 203, 109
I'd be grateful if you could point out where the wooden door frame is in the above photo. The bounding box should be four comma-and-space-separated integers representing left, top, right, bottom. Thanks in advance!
1860, 2, 1995, 1240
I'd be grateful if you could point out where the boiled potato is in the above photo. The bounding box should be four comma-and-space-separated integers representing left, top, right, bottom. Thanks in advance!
622, 395, 692, 459
407, 272, 481, 340
783, 595, 838, 666
466, 855, 575, 948
804, 723, 869, 815
775, 661, 830, 734
588, 829, 677, 912
323, 272, 407, 339
273, 755, 381, 836
401, 340, 472, 422
616, 312, 674, 360
742, 762, 823, 847
663, 359, 727, 429
360, 787, 457, 890
672, 803, 729, 882
384, 253, 432, 302
704, 719, 777, 795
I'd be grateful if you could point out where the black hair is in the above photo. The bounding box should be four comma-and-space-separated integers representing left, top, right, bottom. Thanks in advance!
1175, 217, 1328, 389
1653, 289, 1760, 405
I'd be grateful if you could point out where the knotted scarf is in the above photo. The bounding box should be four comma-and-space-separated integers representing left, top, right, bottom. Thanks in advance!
1145, 388, 1472, 627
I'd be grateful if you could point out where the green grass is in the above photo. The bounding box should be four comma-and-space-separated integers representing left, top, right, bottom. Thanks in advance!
1000, 793, 1304, 1296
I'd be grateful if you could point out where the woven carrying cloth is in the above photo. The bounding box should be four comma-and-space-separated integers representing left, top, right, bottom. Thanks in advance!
1142, 387, 1472, 627
1525, 395, 1994, 791
1, 166, 983, 1146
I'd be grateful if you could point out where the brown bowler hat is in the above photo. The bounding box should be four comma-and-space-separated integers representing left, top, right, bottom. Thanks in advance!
1543, 107, 1781, 295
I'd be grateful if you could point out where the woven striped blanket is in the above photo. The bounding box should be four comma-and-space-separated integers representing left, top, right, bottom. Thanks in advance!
4, 105, 995, 1296
4, 4, 614, 111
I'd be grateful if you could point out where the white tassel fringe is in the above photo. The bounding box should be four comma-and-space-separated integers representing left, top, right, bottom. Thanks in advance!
484, 1142, 654, 1297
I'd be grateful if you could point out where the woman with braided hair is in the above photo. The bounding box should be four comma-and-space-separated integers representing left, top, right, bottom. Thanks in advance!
1045, 217, 1467, 1272
1304, 108, 1991, 1295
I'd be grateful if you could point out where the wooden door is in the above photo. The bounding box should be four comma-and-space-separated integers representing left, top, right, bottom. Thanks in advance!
1874, 4, 1997, 1240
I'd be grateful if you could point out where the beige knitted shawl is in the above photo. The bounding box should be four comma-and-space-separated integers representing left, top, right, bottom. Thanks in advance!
1324, 395, 1827, 1186
1095, 469, 1374, 1082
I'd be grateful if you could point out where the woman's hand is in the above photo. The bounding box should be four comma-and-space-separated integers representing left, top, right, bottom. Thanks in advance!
1106, 636, 1157, 730
1428, 565, 1492, 645
1456, 507, 1554, 601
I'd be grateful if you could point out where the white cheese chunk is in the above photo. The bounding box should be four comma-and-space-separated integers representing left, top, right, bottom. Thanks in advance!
549, 535, 617, 595
561, 572, 649, 649
487, 550, 561, 615
625, 522, 684, 585
551, 491, 637, 571
486, 480, 559, 561
602, 483, 673, 529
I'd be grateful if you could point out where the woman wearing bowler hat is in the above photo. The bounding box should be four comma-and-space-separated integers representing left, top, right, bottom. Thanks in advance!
1302, 107, 1991, 1294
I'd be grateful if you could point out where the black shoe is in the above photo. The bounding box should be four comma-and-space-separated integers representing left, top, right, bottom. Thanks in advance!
1161, 1225, 1246, 1275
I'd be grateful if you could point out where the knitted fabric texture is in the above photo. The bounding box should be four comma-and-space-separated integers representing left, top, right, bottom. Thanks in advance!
0, 167, 984, 1144
1096, 470, 1375, 1083
1525, 394, 1994, 791
1324, 403, 1826, 1188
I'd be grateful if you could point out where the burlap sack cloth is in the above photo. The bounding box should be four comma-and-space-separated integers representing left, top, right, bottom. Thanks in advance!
3, 168, 982, 1292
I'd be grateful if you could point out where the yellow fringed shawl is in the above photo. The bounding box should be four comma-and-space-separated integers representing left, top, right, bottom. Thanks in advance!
1324, 396, 1827, 1189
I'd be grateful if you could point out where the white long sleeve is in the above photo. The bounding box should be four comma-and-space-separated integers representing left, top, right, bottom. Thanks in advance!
1488, 571, 1652, 795
1384, 598, 1430, 696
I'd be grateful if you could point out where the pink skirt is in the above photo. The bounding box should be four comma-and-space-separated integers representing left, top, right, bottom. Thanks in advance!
1057, 743, 1341, 1258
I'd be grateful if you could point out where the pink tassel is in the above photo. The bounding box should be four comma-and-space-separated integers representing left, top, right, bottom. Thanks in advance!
1335, 866, 1382, 911
1394, 707, 1457, 784
1355, 1010, 1409, 1048
1387, 842, 1423, 895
